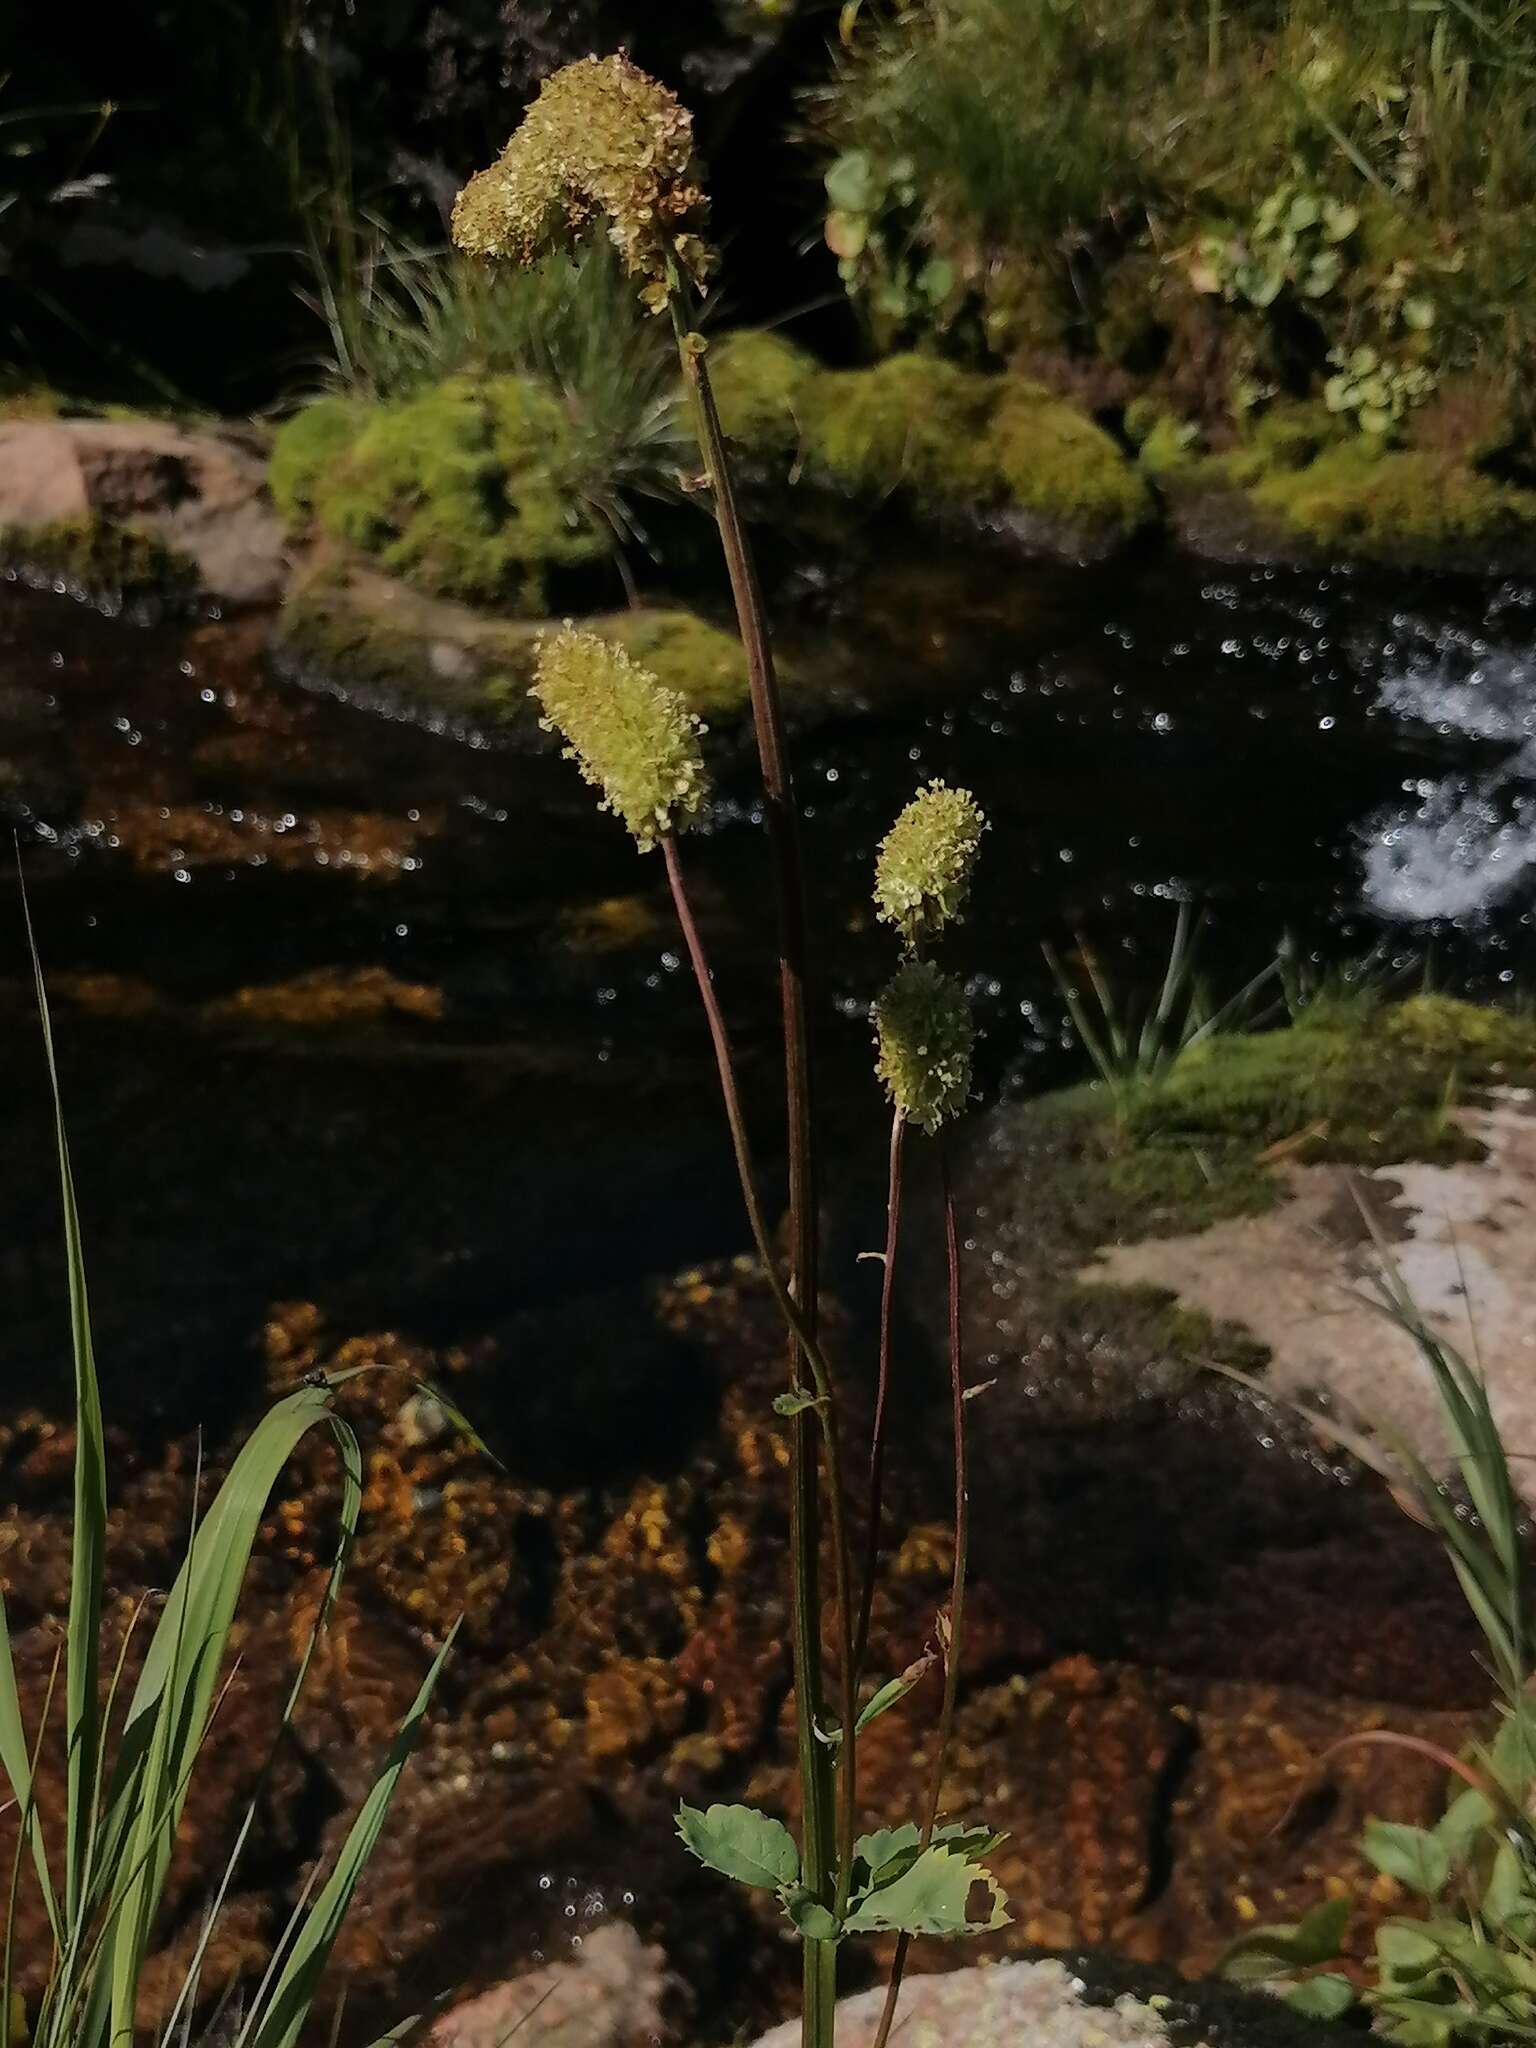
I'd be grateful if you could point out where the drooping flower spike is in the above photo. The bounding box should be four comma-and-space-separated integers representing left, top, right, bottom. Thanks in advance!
872, 960, 974, 1134
532, 626, 711, 849
874, 780, 986, 952
451, 53, 714, 311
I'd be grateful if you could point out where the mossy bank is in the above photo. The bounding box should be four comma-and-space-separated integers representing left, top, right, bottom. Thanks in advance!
939, 994, 1536, 1423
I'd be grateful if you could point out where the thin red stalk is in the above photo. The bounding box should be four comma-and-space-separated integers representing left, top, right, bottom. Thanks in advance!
869, 1136, 970, 2048
660, 834, 858, 1932
664, 270, 843, 2043
855, 1110, 906, 1681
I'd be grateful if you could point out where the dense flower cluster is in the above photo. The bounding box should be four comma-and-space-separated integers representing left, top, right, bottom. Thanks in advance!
451, 54, 713, 311
872, 959, 974, 1133
532, 626, 711, 849
874, 780, 986, 950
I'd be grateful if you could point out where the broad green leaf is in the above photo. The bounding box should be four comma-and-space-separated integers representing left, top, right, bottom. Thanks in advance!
676, 1804, 799, 1893
843, 1846, 1008, 1938
1435, 1784, 1495, 1858
853, 1824, 921, 1888
1220, 1895, 1349, 1982
1286, 1975, 1355, 2019
1402, 295, 1436, 331
1377, 1921, 1447, 1979
1363, 1821, 1451, 1897
1323, 200, 1360, 242
916, 257, 955, 306
784, 1892, 840, 1941
1481, 1838, 1533, 1932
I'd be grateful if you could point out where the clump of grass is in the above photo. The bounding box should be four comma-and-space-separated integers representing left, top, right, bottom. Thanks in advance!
292, 228, 694, 590
1043, 901, 1280, 1113
1, 906, 469, 2048
822, 0, 1536, 426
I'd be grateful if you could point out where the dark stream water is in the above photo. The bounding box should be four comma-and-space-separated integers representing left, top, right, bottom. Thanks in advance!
3, 541, 1534, 1430
4, 538, 1536, 2024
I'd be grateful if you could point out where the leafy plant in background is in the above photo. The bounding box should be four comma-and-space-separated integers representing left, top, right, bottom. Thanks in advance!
0, 911, 463, 2048
1043, 901, 1279, 1111
1323, 345, 1436, 438
1191, 184, 1359, 312
452, 55, 1007, 2048
1217, 1240, 1536, 2044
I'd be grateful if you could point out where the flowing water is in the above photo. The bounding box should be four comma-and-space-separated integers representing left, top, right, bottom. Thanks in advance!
2, 543, 1534, 1420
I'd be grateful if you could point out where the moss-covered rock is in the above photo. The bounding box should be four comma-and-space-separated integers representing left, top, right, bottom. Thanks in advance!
276, 555, 756, 736
269, 376, 606, 611
705, 329, 816, 466
713, 333, 1152, 560
934, 994, 1536, 1422
1248, 440, 1536, 566
0, 518, 198, 609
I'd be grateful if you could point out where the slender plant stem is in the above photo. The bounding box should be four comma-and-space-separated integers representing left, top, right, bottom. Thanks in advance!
855, 1109, 906, 1681
869, 1136, 971, 2048
663, 266, 841, 2044
660, 835, 856, 2010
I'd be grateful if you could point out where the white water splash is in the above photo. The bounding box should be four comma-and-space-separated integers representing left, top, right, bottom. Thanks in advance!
1360, 617, 1536, 922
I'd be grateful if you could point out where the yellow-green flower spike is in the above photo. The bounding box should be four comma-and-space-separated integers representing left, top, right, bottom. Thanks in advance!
532, 626, 711, 849
451, 53, 713, 311
872, 960, 974, 1134
874, 780, 986, 951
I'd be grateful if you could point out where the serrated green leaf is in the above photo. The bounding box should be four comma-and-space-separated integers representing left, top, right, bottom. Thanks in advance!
1377, 1920, 1445, 1979
1364, 1821, 1451, 1897
676, 1803, 799, 1893
1286, 1975, 1355, 2019
843, 1846, 1008, 1938
853, 1823, 921, 1886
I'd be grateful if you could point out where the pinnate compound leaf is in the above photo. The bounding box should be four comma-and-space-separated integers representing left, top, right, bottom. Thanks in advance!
676, 1803, 799, 1892
843, 1845, 1009, 1938
1363, 1820, 1451, 1897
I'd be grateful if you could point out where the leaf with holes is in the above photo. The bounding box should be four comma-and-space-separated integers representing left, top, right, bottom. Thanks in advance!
843, 1845, 1009, 1938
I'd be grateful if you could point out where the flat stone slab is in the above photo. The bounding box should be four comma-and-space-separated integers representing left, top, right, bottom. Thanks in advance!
1087, 1089, 1536, 1490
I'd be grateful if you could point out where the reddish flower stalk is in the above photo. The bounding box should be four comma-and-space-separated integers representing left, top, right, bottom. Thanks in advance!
869, 1135, 971, 2048
855, 1108, 906, 1681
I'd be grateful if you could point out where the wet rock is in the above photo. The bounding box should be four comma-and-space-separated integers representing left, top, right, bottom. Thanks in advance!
0, 416, 285, 605
429, 1923, 669, 2048
745, 1954, 1351, 2048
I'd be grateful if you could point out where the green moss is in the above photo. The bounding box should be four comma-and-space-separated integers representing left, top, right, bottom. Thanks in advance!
1135, 410, 1206, 481
0, 519, 197, 605
269, 396, 364, 527
1248, 441, 1536, 560
802, 352, 998, 503
1125, 994, 1536, 1167
714, 334, 1148, 550
709, 329, 817, 465
280, 560, 753, 731
599, 608, 751, 721
990, 377, 1154, 541
269, 376, 605, 610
